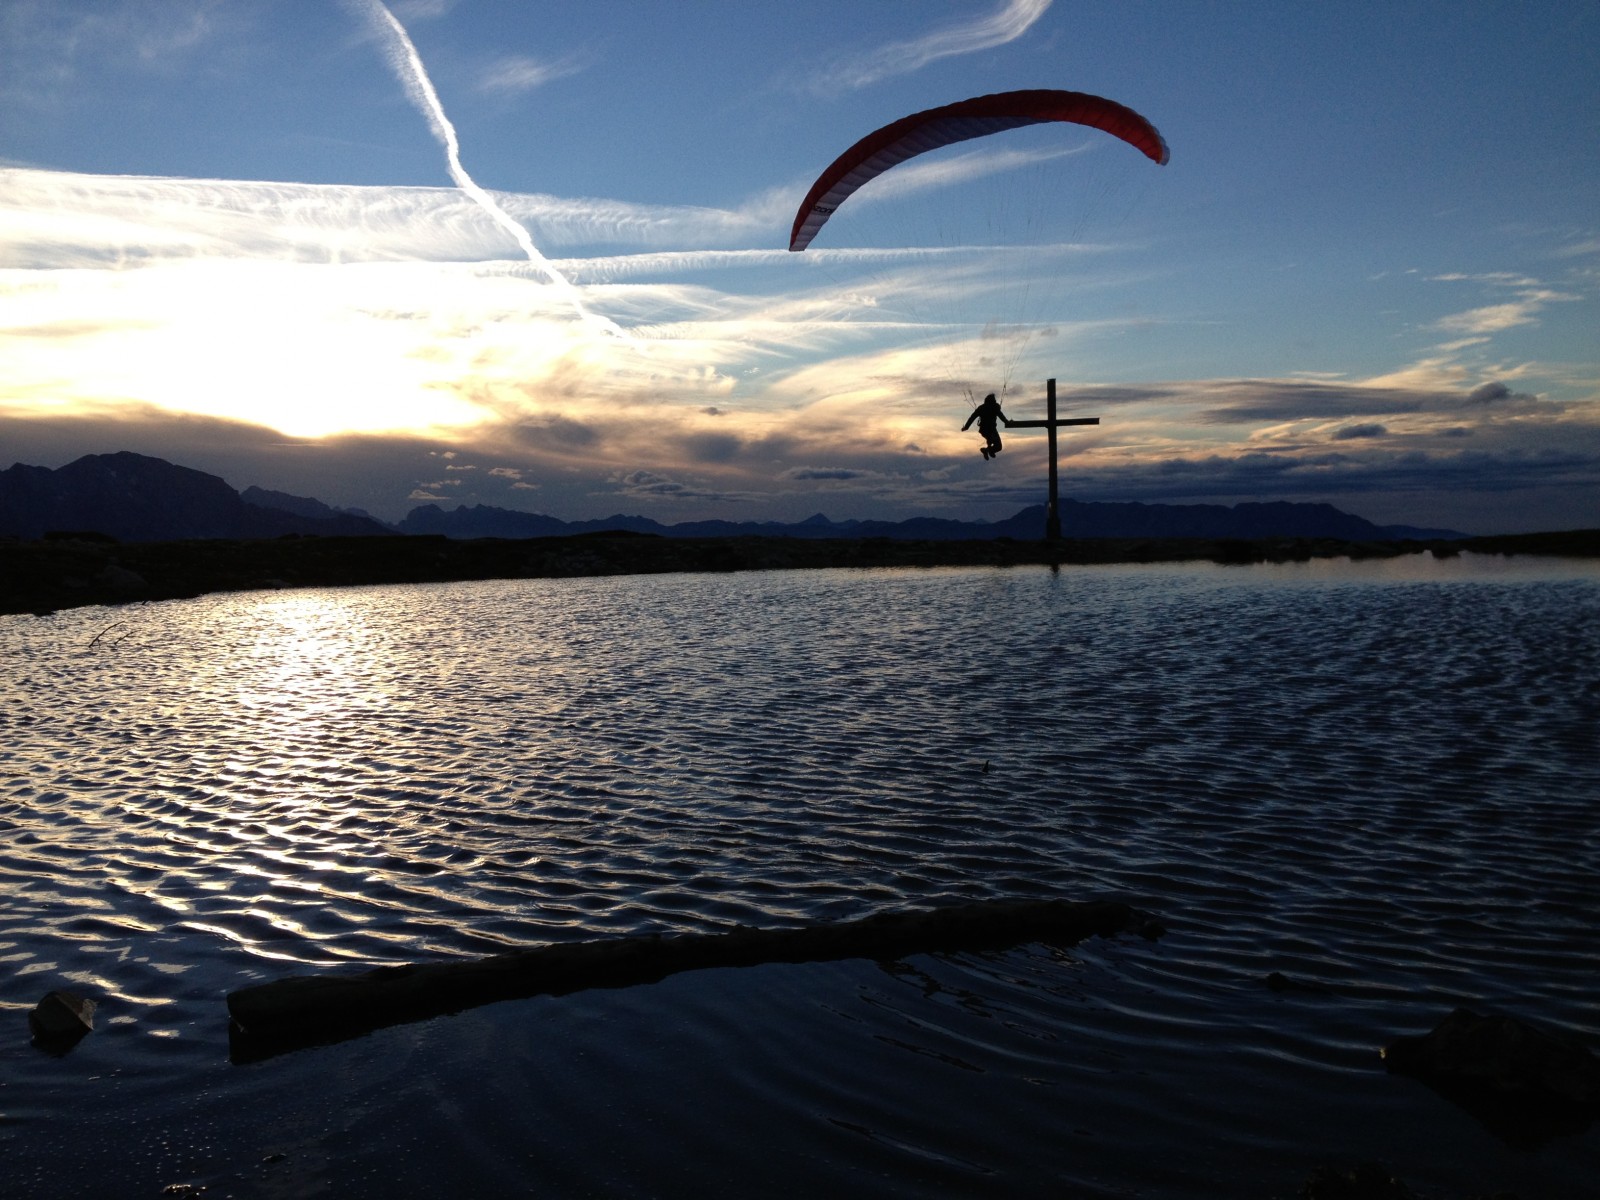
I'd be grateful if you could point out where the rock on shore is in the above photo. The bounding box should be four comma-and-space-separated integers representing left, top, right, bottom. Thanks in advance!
1384, 1007, 1600, 1145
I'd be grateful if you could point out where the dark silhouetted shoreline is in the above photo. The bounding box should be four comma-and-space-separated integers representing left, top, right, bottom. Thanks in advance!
3, 528, 1595, 617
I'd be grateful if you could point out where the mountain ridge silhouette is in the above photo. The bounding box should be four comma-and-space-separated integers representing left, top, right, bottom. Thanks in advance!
1, 452, 1468, 543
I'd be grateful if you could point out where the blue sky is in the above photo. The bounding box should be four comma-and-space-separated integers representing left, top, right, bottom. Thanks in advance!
2, 0, 1596, 533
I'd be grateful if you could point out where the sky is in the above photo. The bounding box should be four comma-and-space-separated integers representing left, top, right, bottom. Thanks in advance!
2, 0, 1597, 534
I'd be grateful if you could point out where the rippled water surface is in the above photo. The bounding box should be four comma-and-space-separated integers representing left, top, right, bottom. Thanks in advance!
3, 555, 1597, 1197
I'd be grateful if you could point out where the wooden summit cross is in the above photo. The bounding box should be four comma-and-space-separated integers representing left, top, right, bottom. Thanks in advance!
1005, 378, 1100, 541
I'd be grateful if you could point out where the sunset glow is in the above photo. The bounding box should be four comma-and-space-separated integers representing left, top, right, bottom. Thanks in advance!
2, 2, 1596, 532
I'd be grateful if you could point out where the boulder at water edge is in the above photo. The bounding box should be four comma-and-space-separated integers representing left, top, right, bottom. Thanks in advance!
1382, 1006, 1600, 1144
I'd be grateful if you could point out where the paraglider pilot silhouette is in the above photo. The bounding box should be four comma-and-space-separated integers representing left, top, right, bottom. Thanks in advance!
962, 393, 1010, 460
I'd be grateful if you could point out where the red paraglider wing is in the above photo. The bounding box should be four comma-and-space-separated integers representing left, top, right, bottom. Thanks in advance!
788, 89, 1168, 252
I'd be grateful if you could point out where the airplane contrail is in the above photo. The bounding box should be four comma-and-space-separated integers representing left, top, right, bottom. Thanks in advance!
355, 0, 622, 335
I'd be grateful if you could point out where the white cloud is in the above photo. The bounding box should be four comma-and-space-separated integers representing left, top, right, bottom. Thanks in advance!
477, 54, 585, 95
809, 0, 1052, 92
1553, 237, 1600, 259
1431, 286, 1580, 337
1429, 271, 1539, 287
1433, 301, 1545, 336
0, 168, 797, 269
1, 0, 229, 113
1408, 268, 1589, 406
392, 0, 458, 19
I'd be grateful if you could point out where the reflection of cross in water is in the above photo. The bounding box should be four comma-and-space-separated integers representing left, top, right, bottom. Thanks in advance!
1005, 378, 1100, 541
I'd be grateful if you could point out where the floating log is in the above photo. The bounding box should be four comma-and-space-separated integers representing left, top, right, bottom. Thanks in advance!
228, 898, 1157, 1061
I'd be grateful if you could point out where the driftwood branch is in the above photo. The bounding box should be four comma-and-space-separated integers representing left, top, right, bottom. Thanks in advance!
86, 621, 126, 649
227, 898, 1158, 1061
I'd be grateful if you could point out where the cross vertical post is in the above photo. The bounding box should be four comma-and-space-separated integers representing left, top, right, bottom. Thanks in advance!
1045, 378, 1061, 540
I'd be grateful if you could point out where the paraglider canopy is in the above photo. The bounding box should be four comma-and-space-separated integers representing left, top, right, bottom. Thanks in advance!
789, 89, 1168, 252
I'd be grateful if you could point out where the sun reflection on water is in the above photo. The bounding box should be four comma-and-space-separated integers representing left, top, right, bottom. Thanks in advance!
133, 587, 475, 963
218, 590, 396, 721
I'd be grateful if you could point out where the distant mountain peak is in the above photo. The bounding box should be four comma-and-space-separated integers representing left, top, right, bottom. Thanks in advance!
1, 455, 392, 542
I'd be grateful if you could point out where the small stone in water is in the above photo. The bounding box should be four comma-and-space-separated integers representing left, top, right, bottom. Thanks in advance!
29, 990, 96, 1039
